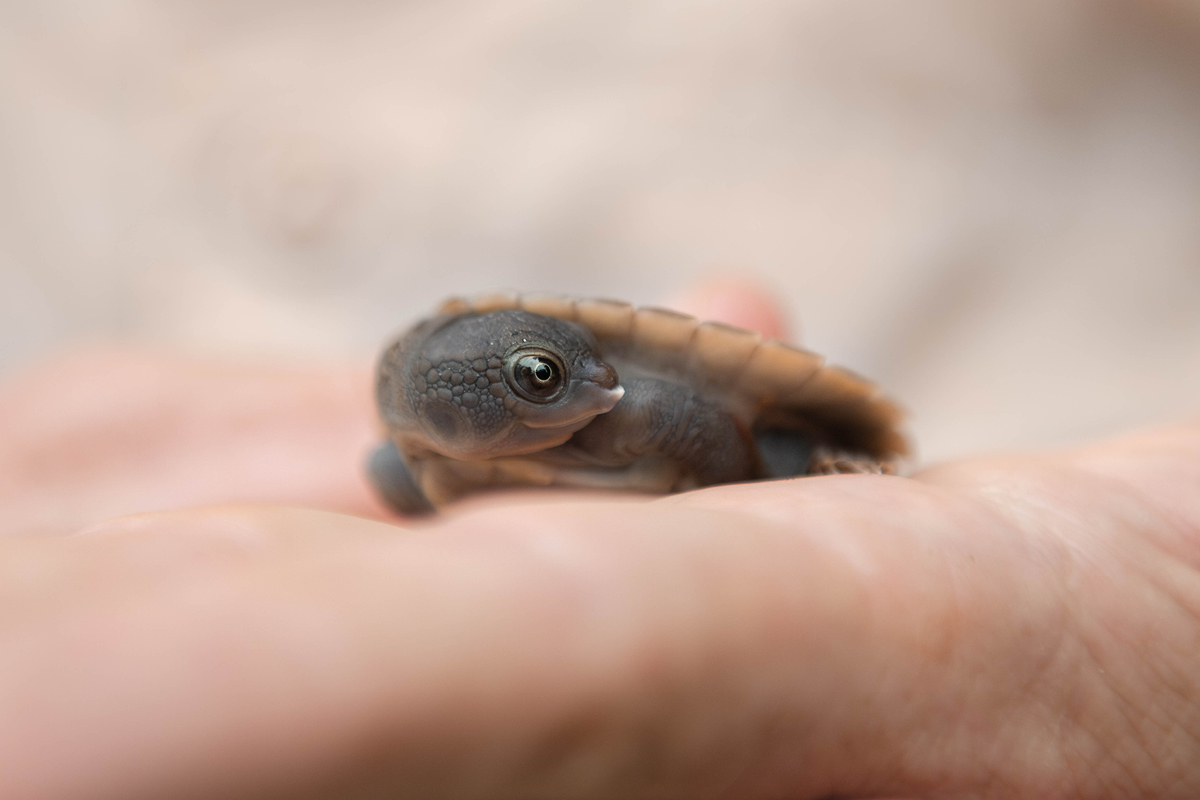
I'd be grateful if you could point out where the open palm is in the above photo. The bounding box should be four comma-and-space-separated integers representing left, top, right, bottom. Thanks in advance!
0, 285, 1196, 799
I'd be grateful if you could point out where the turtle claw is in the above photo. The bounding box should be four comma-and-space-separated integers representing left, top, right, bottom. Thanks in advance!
808, 449, 895, 476
367, 441, 435, 516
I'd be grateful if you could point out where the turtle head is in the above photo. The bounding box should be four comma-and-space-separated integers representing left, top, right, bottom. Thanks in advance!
382, 309, 624, 459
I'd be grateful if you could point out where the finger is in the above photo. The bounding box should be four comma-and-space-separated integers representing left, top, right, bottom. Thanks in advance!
668, 276, 792, 341
0, 348, 388, 537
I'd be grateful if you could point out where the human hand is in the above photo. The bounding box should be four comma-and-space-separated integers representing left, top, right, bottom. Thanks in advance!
0, 349, 387, 538
1, 284, 1197, 799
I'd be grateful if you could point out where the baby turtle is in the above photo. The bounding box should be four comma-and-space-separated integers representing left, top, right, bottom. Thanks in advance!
370, 292, 908, 514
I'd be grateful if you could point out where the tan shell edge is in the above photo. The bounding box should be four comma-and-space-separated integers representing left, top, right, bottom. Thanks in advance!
575, 299, 635, 339
631, 306, 700, 353
441, 292, 908, 459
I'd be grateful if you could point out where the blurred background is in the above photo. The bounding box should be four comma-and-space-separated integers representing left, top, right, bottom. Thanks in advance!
1, 0, 1199, 463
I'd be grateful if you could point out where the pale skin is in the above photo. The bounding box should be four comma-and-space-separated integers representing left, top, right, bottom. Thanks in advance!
0, 282, 1197, 799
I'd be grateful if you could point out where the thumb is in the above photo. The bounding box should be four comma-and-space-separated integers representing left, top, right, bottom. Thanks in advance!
668, 277, 792, 342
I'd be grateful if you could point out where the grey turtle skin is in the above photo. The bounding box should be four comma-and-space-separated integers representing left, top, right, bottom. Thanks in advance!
370, 293, 909, 515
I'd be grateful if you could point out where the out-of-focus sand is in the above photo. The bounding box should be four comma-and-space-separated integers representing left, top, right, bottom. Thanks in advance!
2, 0, 1199, 462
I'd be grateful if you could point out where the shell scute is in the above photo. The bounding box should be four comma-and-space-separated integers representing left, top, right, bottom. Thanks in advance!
809, 398, 910, 458
467, 291, 521, 314
777, 366, 909, 458
689, 322, 763, 384
631, 307, 699, 354
437, 297, 471, 316
575, 298, 636, 339
519, 293, 578, 320
779, 363, 869, 406
740, 341, 825, 397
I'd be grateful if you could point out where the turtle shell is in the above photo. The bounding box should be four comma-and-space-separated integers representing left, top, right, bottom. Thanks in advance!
434, 292, 909, 461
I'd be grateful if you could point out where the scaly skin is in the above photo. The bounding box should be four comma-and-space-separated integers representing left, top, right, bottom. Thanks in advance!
0, 283, 1196, 799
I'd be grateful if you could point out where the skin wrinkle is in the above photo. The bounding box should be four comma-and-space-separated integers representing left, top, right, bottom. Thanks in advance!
682, 477, 1070, 799
787, 460, 1190, 796
1046, 463, 1200, 787
962, 478, 1173, 796
1083, 572, 1200, 794
921, 515, 1031, 797
926, 458, 1144, 787
934, 470, 1087, 723
1074, 631, 1154, 800
1068, 427, 1200, 566
879, 548, 971, 775
1068, 455, 1200, 606
955, 456, 1200, 799
1035, 617, 1097, 796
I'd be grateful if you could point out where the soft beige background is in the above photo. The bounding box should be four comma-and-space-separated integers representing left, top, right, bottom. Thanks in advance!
2, 0, 1199, 463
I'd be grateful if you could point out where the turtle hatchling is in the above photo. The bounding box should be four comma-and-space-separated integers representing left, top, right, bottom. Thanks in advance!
370, 293, 909, 514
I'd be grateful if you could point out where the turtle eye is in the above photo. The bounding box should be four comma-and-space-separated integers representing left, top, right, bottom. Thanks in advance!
507, 352, 565, 402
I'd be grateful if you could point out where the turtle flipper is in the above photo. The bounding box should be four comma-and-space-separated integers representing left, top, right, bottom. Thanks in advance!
367, 440, 435, 515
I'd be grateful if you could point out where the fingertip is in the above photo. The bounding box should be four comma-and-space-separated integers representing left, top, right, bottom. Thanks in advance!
668, 276, 793, 341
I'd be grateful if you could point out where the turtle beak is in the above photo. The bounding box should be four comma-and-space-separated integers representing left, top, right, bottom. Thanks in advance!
597, 383, 625, 408
534, 379, 620, 427
579, 360, 624, 411
584, 361, 620, 390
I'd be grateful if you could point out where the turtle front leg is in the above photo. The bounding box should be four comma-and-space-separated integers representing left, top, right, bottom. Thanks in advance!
367, 440, 435, 515
567, 376, 758, 487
